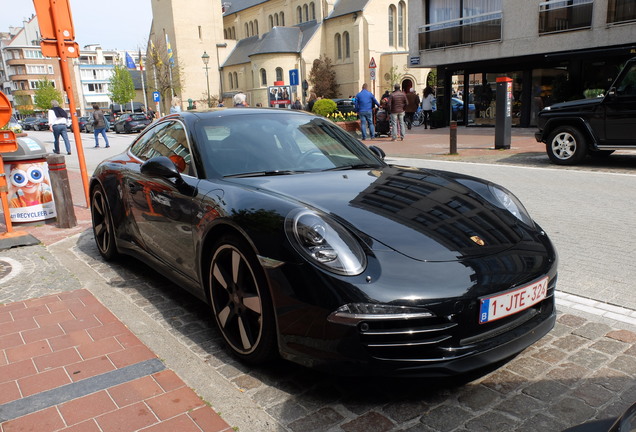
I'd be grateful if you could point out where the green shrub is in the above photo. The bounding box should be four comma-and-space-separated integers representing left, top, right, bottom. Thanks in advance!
312, 98, 337, 117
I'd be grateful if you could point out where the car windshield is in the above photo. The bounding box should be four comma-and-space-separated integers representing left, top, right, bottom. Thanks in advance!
195, 112, 384, 178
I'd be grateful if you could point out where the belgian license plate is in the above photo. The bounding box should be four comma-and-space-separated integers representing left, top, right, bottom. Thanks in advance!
479, 276, 549, 324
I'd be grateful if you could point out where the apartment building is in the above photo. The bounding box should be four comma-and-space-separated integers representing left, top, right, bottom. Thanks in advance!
409, 0, 636, 127
150, 0, 430, 109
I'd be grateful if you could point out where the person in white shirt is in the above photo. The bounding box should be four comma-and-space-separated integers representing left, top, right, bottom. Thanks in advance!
421, 86, 436, 129
48, 100, 71, 154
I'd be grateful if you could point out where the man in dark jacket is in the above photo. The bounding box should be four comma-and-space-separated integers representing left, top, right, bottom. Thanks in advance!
404, 88, 420, 130
388, 84, 407, 141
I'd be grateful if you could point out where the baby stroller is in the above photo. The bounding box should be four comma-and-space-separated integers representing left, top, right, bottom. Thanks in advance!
375, 109, 391, 137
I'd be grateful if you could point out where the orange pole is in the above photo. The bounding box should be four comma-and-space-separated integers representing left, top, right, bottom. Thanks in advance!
49, 0, 90, 207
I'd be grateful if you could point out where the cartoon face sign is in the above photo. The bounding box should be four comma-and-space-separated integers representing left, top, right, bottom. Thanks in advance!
6, 162, 53, 208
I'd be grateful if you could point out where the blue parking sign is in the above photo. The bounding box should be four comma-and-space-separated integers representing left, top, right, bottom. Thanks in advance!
153, 91, 161, 102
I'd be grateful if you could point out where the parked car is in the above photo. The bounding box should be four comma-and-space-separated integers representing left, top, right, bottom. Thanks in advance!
90, 108, 557, 376
31, 118, 49, 131
5, 116, 23, 134
535, 57, 636, 165
332, 98, 356, 114
113, 113, 151, 134
19, 117, 39, 130
77, 116, 90, 132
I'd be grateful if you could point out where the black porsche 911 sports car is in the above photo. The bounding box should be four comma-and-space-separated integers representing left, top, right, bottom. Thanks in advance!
90, 108, 558, 376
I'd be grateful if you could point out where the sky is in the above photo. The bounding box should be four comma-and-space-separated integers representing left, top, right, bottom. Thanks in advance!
0, 0, 153, 52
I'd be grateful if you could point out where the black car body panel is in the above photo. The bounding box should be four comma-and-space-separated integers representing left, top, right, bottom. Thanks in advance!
91, 109, 557, 376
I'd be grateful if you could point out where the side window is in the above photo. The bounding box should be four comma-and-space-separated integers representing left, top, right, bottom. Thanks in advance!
616, 65, 636, 96
131, 121, 193, 176
130, 122, 168, 159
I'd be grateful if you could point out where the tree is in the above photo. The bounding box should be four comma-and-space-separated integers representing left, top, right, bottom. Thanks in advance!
33, 79, 63, 111
109, 65, 136, 110
145, 36, 183, 113
308, 54, 339, 99
13, 91, 35, 116
427, 69, 437, 87
384, 66, 405, 92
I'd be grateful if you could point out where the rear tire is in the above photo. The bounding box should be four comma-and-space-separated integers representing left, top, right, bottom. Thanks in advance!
546, 126, 588, 165
207, 235, 277, 364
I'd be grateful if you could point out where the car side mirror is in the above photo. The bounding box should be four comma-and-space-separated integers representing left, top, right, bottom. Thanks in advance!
607, 87, 617, 97
368, 145, 385, 160
141, 156, 181, 178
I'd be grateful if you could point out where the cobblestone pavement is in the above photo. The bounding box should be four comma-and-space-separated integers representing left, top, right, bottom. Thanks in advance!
1, 232, 634, 432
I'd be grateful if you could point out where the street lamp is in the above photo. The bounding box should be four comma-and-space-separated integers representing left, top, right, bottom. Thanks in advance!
201, 51, 211, 108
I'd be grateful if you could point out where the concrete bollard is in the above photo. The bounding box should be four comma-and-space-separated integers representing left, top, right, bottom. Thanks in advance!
46, 154, 77, 228
449, 120, 458, 155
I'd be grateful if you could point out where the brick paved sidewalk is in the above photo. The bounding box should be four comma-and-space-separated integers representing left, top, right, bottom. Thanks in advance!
0, 289, 232, 432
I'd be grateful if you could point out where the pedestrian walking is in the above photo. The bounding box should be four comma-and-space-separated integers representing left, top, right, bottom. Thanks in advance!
421, 86, 435, 129
48, 100, 72, 155
354, 83, 380, 140
388, 84, 407, 141
170, 98, 182, 113
233, 93, 249, 107
91, 104, 110, 148
305, 92, 317, 112
405, 88, 420, 130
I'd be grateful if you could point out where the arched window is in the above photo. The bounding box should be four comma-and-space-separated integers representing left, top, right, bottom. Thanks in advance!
260, 68, 267, 86
275, 13, 279, 26
276, 67, 283, 82
229, 72, 234, 89
398, 1, 405, 47
335, 33, 342, 60
233, 72, 238, 89
231, 27, 235, 39
310, 2, 315, 20
297, 6, 302, 23
344, 32, 350, 58
249, 22, 254, 36
388, 6, 395, 47
303, 4, 309, 21
224, 29, 227, 39
255, 20, 259, 35
269, 15, 273, 29
245, 23, 249, 37
280, 12, 285, 26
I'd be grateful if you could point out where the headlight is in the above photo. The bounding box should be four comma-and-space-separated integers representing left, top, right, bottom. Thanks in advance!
488, 184, 534, 226
285, 209, 366, 276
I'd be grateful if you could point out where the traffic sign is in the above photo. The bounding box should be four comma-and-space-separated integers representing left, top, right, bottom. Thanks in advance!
289, 69, 299, 86
369, 57, 377, 68
153, 91, 161, 102
370, 69, 376, 81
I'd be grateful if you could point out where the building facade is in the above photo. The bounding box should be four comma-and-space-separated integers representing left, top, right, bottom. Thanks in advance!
150, 0, 430, 110
409, 0, 636, 127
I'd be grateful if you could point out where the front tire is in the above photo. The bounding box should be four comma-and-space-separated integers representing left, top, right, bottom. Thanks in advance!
208, 235, 276, 364
91, 185, 119, 260
546, 126, 588, 165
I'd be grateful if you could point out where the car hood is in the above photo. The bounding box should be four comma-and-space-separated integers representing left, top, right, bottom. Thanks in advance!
541, 97, 601, 113
229, 166, 532, 262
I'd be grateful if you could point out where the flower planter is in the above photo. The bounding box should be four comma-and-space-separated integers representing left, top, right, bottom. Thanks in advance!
334, 120, 360, 132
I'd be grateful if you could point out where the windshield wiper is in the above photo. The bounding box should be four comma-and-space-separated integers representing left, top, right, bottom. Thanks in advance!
225, 170, 307, 178
322, 163, 379, 171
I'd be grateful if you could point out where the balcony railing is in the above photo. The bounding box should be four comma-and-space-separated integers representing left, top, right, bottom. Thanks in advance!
539, 0, 593, 34
418, 11, 502, 51
607, 0, 636, 24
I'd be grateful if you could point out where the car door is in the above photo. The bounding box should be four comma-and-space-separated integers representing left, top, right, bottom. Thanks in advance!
125, 120, 201, 282
603, 62, 636, 144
